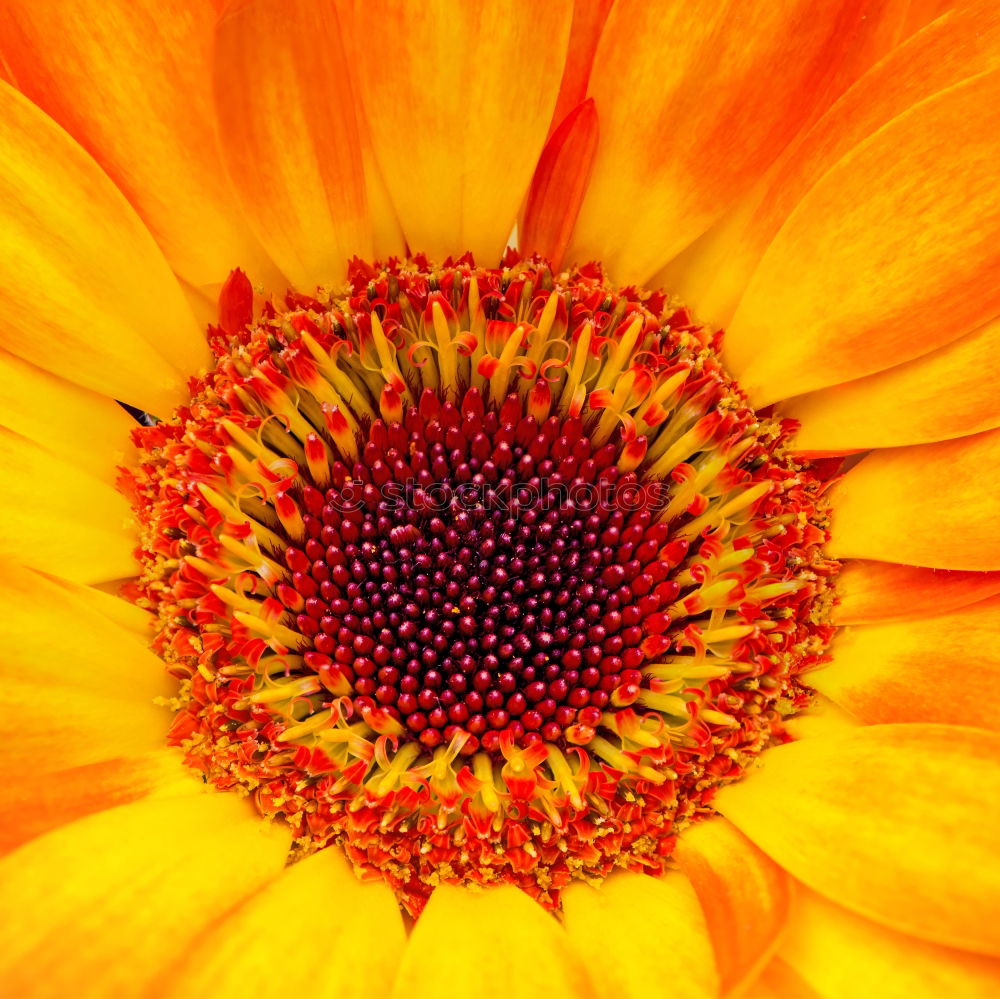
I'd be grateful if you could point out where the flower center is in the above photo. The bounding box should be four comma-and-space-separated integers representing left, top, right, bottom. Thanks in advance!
287, 389, 676, 757
124, 254, 837, 916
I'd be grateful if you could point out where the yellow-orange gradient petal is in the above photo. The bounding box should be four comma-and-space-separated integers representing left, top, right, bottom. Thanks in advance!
781, 886, 1000, 999
351, 0, 572, 264
833, 560, 1000, 625
0, 563, 169, 700
827, 428, 1000, 571
520, 99, 599, 270
0, 684, 168, 777
0, 351, 135, 480
0, 0, 275, 288
814, 595, 1000, 731
787, 314, 1000, 450
562, 872, 719, 999
0, 81, 204, 415
0, 431, 136, 584
0, 794, 291, 999
0, 563, 170, 775
214, 0, 375, 289
675, 817, 792, 997
566, 0, 897, 286
166, 847, 405, 998
742, 959, 823, 999
391, 884, 595, 999
0, 750, 194, 855
726, 69, 1000, 406
663, 1, 1000, 327
715, 724, 1000, 955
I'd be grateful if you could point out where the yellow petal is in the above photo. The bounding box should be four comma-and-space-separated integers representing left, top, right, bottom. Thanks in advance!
166, 846, 404, 997
214, 0, 376, 288
0, 750, 195, 855
664, 1, 1000, 327
781, 885, 1000, 999
562, 871, 719, 999
0, 430, 136, 584
0, 81, 204, 414
726, 69, 1000, 405
57, 580, 155, 642
0, 794, 291, 999
351, 0, 572, 263
827, 428, 1000, 571
0, 0, 276, 288
391, 883, 595, 999
833, 560, 1000, 625
715, 724, 1000, 955
567, 0, 901, 285
0, 562, 167, 699
0, 351, 135, 480
788, 314, 1000, 450
814, 595, 1000, 731
675, 817, 792, 996
782, 694, 859, 743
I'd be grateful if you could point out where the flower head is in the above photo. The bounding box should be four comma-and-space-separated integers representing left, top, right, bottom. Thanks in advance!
0, 1, 999, 997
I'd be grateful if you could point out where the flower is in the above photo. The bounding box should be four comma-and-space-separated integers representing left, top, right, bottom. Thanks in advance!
0, 1, 998, 998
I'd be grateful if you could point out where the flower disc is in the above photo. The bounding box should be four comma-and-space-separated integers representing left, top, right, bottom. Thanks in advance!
125, 253, 837, 915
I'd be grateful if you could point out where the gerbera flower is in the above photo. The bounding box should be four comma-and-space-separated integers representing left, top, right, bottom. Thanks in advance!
0, 0, 998, 996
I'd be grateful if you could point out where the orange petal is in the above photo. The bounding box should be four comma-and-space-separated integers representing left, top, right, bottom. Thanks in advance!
782, 885, 1000, 999
546, 0, 614, 135
0, 0, 275, 288
663, 1, 1000, 328
725, 69, 1000, 405
0, 430, 137, 584
715, 724, 1000, 955
566, 0, 898, 285
833, 560, 1000, 625
351, 0, 573, 264
675, 817, 792, 997
562, 872, 719, 998
0, 750, 195, 855
214, 0, 375, 289
0, 81, 204, 414
520, 99, 599, 270
827, 428, 1000, 571
742, 959, 823, 999
788, 314, 1000, 450
391, 883, 595, 999
902, 0, 957, 37
166, 847, 405, 998
814, 595, 1000, 731
0, 351, 135, 480
0, 794, 291, 999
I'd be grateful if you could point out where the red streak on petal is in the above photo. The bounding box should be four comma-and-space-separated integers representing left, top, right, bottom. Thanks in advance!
521, 99, 599, 270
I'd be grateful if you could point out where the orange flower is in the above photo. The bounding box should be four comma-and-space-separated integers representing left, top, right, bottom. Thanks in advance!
1, 2, 998, 997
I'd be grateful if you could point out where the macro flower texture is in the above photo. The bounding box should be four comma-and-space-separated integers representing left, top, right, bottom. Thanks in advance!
1, 0, 999, 996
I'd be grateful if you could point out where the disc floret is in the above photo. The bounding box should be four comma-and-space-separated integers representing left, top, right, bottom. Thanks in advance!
125, 253, 836, 915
